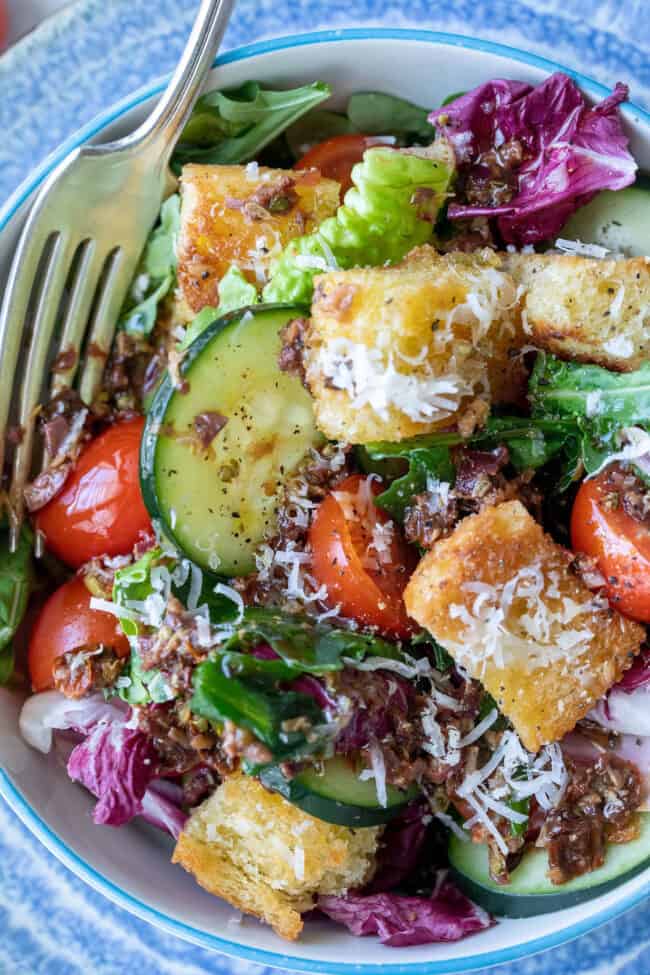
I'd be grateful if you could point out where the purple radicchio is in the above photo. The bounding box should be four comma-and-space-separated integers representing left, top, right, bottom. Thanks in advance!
67, 720, 158, 827
335, 671, 412, 754
319, 873, 493, 947
365, 799, 431, 893
19, 690, 187, 837
430, 73, 636, 244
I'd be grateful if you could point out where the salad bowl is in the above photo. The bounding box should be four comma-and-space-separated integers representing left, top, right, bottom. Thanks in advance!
2, 27, 650, 975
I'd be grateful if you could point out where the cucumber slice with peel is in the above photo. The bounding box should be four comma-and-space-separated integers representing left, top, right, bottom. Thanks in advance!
448, 812, 650, 917
141, 305, 322, 576
559, 183, 650, 257
258, 755, 419, 827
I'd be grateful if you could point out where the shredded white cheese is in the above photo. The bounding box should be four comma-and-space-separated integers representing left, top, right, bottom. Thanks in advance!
317, 338, 476, 425
367, 741, 388, 808
555, 238, 610, 259
446, 560, 604, 675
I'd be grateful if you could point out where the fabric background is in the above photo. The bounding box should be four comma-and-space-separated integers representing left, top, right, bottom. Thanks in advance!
1, 1, 649, 972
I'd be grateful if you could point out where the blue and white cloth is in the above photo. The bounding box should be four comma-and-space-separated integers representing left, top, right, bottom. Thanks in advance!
1, 1, 650, 972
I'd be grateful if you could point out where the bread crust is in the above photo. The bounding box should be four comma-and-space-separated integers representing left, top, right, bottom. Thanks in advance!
404, 500, 644, 752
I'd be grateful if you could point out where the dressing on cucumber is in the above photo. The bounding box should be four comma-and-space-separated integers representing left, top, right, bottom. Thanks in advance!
258, 755, 419, 827
449, 812, 650, 917
559, 180, 650, 256
141, 305, 323, 576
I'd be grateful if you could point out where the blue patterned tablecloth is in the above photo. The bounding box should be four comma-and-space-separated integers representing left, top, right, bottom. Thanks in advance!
1, 2, 650, 972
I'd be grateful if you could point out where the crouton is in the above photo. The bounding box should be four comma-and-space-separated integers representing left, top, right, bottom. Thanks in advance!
506, 252, 650, 371
177, 164, 340, 314
172, 773, 380, 940
404, 500, 644, 752
304, 247, 524, 443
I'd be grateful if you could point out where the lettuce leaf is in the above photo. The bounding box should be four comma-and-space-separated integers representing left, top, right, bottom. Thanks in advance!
263, 144, 455, 305
432, 74, 636, 245
172, 81, 331, 171
318, 878, 492, 946
0, 520, 34, 684
118, 194, 181, 336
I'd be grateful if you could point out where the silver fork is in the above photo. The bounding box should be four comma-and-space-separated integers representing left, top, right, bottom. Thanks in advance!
0, 0, 235, 550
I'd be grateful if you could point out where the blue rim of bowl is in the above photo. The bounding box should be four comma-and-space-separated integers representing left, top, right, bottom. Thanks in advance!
2, 26, 650, 974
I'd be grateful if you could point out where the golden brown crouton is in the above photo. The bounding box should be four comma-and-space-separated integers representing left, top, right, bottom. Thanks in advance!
404, 501, 644, 752
172, 773, 380, 941
177, 164, 340, 314
304, 247, 524, 444
506, 252, 650, 371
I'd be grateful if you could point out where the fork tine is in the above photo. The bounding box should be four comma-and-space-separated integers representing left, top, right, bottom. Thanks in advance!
78, 248, 134, 407
50, 239, 102, 397
0, 226, 54, 482
8, 233, 75, 547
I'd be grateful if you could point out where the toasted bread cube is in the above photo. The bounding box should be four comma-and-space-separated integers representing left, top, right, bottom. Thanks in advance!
177, 164, 340, 314
172, 773, 380, 941
304, 247, 524, 443
404, 501, 643, 752
506, 252, 650, 371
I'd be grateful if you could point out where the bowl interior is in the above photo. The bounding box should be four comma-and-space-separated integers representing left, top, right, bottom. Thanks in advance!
2, 30, 650, 974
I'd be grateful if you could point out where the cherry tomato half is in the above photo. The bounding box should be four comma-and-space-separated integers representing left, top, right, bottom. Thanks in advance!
571, 464, 650, 622
309, 474, 417, 638
296, 135, 385, 196
36, 417, 151, 568
28, 576, 130, 692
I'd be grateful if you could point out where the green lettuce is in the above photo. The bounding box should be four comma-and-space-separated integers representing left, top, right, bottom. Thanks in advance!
263, 144, 455, 305
365, 416, 568, 520
0, 522, 34, 684
118, 194, 181, 336
346, 92, 434, 143
172, 81, 331, 171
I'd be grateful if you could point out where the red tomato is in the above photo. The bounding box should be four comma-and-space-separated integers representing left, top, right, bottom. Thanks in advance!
571, 464, 650, 622
295, 135, 386, 196
36, 417, 151, 568
28, 576, 130, 692
309, 474, 416, 637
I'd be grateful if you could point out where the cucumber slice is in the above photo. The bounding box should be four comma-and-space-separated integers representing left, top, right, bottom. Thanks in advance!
141, 305, 322, 576
559, 183, 650, 256
448, 812, 650, 917
258, 755, 419, 827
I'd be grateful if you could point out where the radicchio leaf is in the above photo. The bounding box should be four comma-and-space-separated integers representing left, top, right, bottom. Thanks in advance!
319, 874, 493, 947
67, 722, 157, 827
365, 799, 431, 893
431, 74, 636, 244
335, 671, 412, 754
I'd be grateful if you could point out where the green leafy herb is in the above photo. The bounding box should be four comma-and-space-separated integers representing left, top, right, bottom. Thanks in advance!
347, 92, 434, 143
220, 607, 404, 674
119, 194, 181, 336
366, 416, 568, 520
0, 521, 34, 684
286, 110, 356, 159
215, 265, 259, 316
263, 142, 454, 305
172, 81, 331, 171
529, 354, 650, 485
191, 656, 324, 759
509, 795, 530, 837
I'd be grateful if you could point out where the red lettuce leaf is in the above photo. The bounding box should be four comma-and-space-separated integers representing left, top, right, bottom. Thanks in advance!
365, 799, 431, 893
335, 671, 412, 754
319, 874, 493, 947
67, 721, 158, 827
615, 647, 650, 694
431, 73, 636, 244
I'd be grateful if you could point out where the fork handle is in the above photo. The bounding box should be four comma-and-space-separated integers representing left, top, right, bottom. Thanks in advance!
129, 0, 236, 162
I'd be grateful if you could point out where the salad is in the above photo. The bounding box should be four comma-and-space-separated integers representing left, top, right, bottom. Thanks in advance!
9, 70, 650, 947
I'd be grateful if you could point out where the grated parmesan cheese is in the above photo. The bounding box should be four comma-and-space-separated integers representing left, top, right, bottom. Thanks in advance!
446, 561, 605, 675
367, 741, 388, 808
555, 238, 610, 259
317, 338, 476, 425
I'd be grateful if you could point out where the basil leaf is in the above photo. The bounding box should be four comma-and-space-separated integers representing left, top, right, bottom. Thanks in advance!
347, 92, 434, 143
0, 521, 34, 685
172, 81, 331, 171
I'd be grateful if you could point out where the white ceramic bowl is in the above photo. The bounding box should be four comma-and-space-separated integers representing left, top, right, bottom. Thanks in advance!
2, 28, 650, 975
